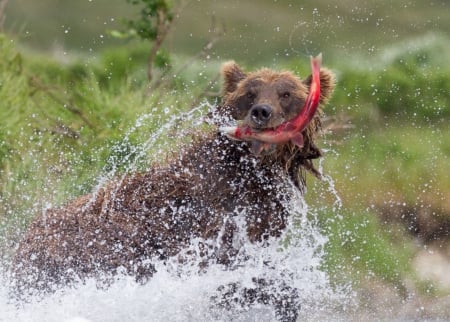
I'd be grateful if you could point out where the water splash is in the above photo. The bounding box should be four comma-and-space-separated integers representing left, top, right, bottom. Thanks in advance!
318, 149, 343, 211
0, 102, 352, 321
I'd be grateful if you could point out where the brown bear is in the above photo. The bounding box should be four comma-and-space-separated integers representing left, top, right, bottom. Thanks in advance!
12, 59, 335, 320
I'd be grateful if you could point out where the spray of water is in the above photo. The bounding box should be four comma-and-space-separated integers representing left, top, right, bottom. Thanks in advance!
0, 102, 353, 321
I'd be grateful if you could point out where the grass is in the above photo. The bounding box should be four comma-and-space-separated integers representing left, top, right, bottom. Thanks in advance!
1, 30, 449, 298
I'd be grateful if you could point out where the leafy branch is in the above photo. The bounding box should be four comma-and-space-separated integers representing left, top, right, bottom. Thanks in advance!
113, 0, 224, 102
113, 0, 185, 83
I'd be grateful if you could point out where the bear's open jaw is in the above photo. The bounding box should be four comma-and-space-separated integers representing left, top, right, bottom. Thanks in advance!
220, 54, 322, 155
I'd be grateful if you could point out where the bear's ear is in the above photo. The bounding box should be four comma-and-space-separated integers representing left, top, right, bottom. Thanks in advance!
303, 68, 335, 105
221, 61, 247, 95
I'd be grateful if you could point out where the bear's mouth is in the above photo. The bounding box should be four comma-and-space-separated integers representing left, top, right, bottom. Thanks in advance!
248, 124, 281, 134
242, 114, 289, 133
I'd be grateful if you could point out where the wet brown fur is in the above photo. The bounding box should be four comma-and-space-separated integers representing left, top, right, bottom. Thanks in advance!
12, 61, 335, 303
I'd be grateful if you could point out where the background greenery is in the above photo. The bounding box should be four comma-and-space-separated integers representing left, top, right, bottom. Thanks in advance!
1, 0, 449, 312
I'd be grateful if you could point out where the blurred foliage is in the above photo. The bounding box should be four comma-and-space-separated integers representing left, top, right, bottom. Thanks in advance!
25, 44, 150, 90
334, 57, 450, 122
318, 208, 414, 295
4, 0, 450, 66
284, 33, 450, 124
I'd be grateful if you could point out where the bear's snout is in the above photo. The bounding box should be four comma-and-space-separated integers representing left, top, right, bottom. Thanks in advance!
249, 104, 273, 127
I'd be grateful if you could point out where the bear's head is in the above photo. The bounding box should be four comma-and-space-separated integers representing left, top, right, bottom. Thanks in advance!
220, 61, 335, 132
219, 60, 335, 183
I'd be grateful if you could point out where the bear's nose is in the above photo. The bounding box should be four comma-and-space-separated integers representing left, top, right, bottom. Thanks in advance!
250, 104, 272, 126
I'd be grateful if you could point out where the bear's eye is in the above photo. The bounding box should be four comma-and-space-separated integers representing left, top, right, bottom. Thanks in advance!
246, 92, 256, 100
281, 92, 290, 99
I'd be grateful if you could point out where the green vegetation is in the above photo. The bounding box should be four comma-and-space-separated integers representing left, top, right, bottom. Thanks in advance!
314, 126, 450, 211
1, 3, 449, 301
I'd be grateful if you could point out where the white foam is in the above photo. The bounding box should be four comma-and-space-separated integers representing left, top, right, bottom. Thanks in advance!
0, 196, 351, 321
